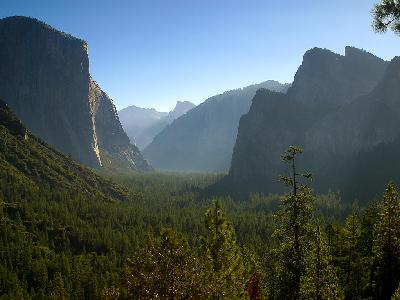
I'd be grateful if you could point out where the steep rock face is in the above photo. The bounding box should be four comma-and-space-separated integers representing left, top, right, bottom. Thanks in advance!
307, 57, 400, 197
0, 16, 100, 167
288, 47, 388, 108
228, 47, 391, 198
166, 101, 195, 121
229, 89, 313, 191
119, 101, 195, 149
143, 81, 290, 172
0, 16, 150, 171
89, 80, 152, 170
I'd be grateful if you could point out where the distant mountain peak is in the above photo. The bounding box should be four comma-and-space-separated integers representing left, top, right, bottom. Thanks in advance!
168, 101, 195, 119
142, 80, 290, 172
119, 101, 195, 150
175, 100, 194, 107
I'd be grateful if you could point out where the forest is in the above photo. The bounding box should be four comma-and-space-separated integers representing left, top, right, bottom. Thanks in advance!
1, 138, 400, 299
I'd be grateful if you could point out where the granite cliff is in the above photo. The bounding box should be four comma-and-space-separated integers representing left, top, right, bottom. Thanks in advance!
227, 47, 392, 200
89, 79, 152, 170
0, 16, 151, 171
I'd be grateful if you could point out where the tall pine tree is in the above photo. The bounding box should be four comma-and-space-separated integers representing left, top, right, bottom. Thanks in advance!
372, 182, 400, 299
273, 146, 315, 300
201, 199, 246, 299
340, 212, 367, 299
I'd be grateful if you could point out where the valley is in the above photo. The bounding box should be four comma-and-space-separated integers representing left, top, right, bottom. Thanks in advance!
1, 1, 400, 299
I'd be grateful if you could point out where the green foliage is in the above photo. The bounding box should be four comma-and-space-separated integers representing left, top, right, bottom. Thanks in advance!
339, 212, 367, 299
300, 225, 343, 300
201, 199, 246, 299
393, 282, 400, 299
372, 183, 400, 299
121, 201, 251, 299
123, 228, 205, 299
373, 0, 400, 33
272, 146, 315, 299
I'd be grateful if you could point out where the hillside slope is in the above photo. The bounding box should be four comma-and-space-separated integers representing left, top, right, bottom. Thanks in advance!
0, 99, 126, 200
143, 81, 290, 172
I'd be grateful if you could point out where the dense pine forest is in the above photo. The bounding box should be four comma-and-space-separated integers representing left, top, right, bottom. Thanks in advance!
2, 139, 400, 299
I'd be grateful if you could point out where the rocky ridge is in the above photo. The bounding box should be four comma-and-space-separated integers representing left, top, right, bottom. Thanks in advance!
227, 47, 396, 200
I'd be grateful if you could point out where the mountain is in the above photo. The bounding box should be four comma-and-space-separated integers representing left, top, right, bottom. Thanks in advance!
287, 46, 389, 108
227, 47, 395, 201
143, 81, 290, 172
119, 101, 195, 149
0, 99, 126, 200
0, 16, 151, 171
166, 101, 196, 121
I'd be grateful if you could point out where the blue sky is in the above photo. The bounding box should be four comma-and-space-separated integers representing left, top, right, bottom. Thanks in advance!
1, 0, 399, 111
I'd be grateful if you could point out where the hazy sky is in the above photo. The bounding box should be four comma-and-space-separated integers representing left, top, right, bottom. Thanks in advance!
1, 0, 399, 111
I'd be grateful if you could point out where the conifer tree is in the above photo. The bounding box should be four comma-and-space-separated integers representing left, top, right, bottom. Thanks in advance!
49, 272, 67, 300
123, 227, 205, 299
201, 199, 246, 299
273, 146, 315, 300
340, 212, 367, 299
392, 282, 400, 300
300, 225, 343, 300
373, 0, 400, 33
372, 182, 400, 299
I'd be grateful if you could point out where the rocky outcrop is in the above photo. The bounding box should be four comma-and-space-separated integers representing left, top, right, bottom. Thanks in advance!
166, 101, 195, 121
89, 79, 152, 170
227, 47, 392, 199
288, 47, 388, 108
119, 101, 195, 149
0, 16, 151, 171
143, 81, 290, 171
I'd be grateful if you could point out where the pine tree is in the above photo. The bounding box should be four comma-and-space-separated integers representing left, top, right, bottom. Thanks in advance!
392, 282, 400, 300
49, 272, 67, 300
273, 146, 315, 300
123, 227, 205, 299
201, 199, 246, 299
372, 182, 400, 299
372, 0, 400, 33
300, 225, 343, 300
340, 212, 367, 299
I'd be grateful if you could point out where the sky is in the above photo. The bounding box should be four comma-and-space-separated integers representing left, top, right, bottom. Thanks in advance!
1, 0, 399, 111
